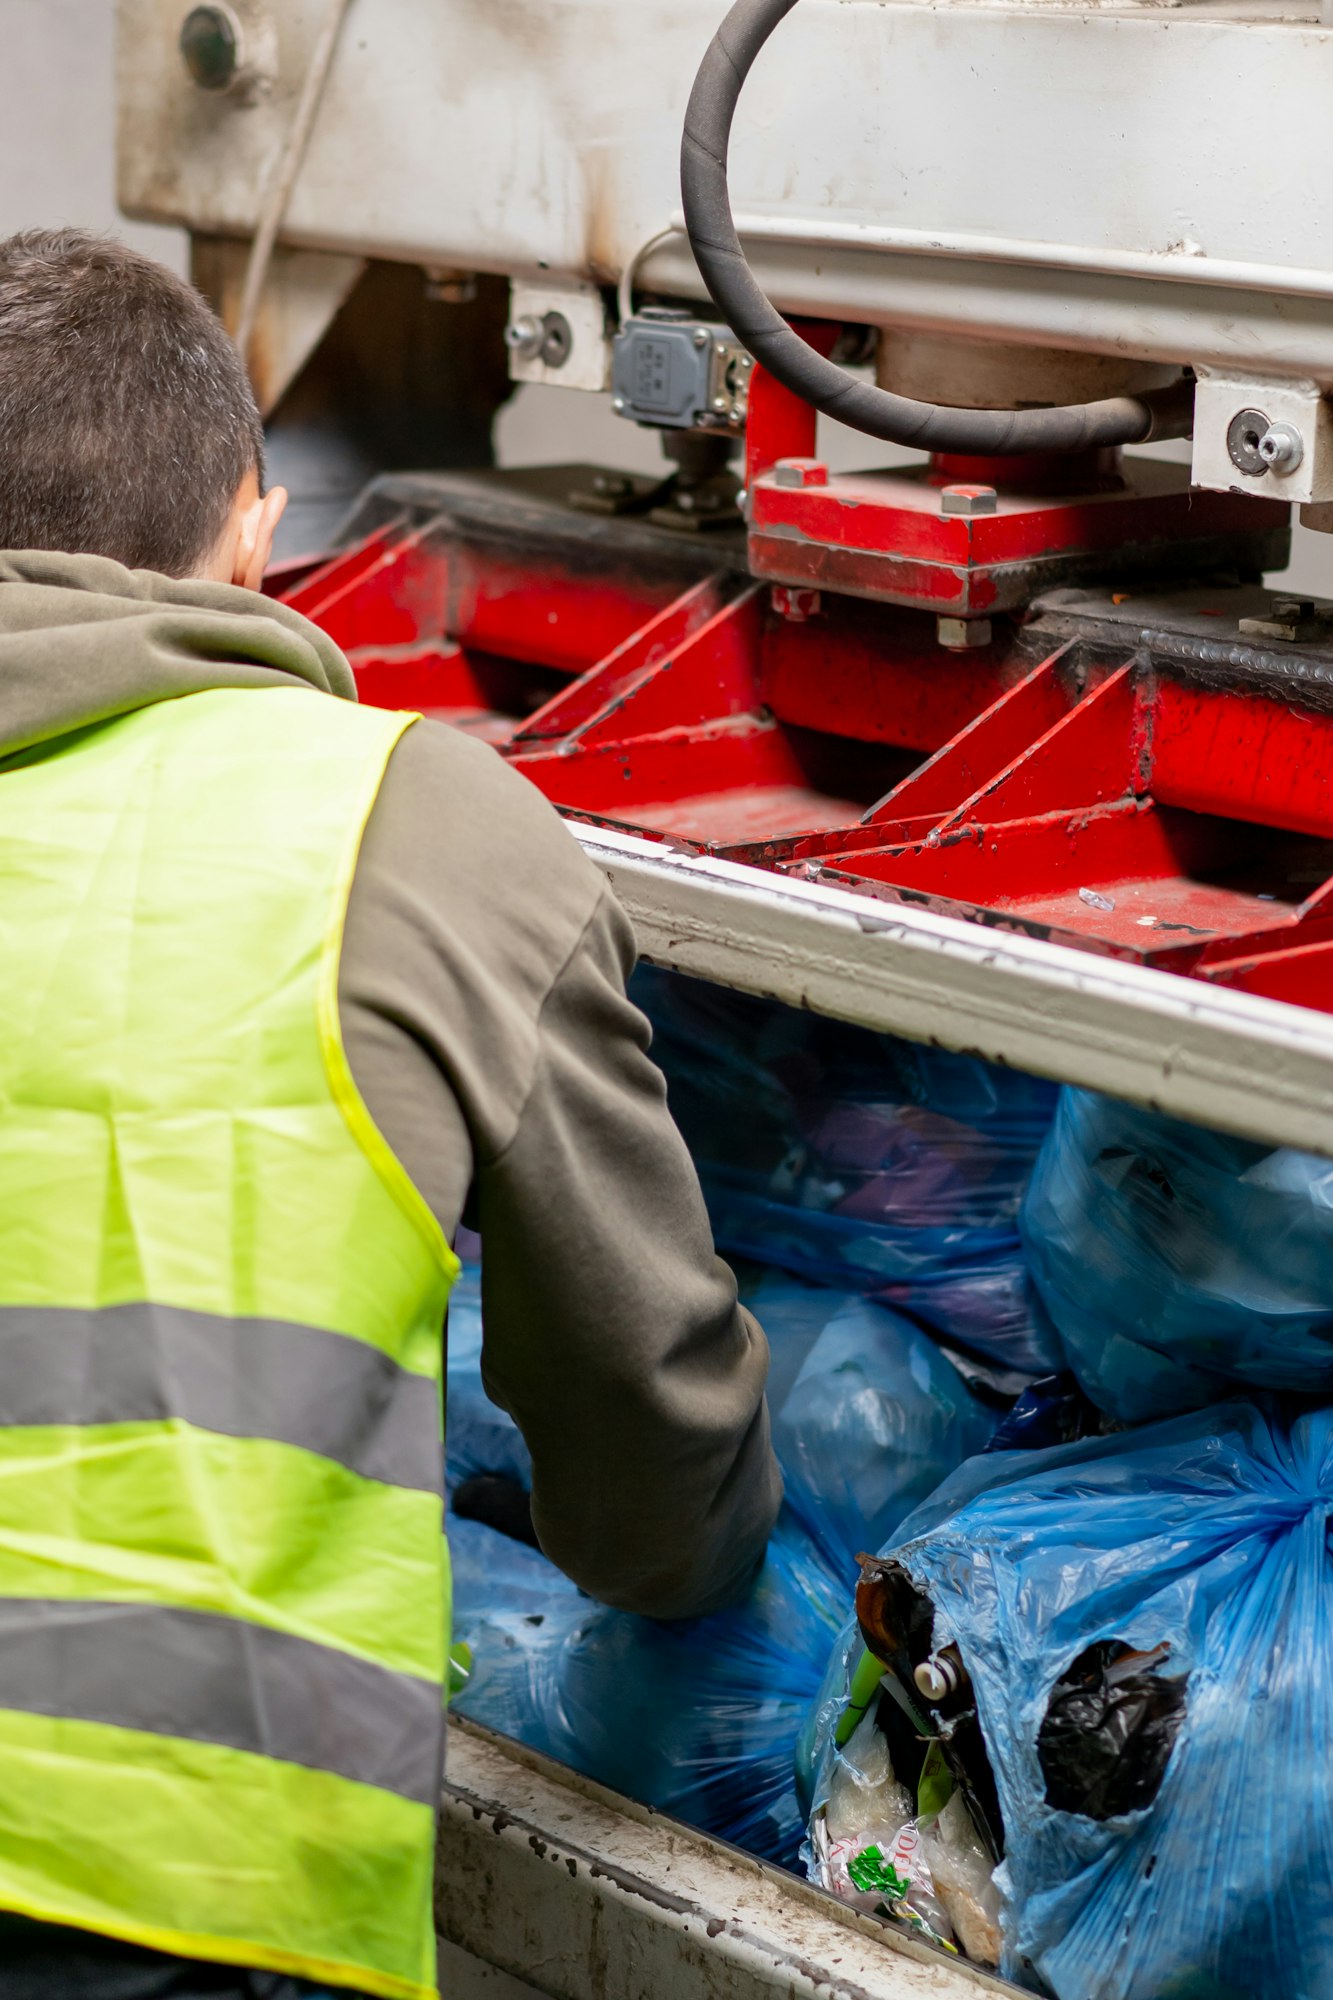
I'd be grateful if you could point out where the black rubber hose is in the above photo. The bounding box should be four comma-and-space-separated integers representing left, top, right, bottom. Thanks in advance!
680, 0, 1189, 454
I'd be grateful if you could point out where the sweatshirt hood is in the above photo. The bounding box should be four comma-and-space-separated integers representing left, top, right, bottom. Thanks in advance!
0, 550, 356, 759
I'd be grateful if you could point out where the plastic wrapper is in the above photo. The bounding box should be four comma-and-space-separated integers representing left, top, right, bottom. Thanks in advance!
806, 1697, 1002, 1965
1022, 1087, 1333, 1419
742, 1269, 997, 1579
816, 1396, 1333, 2000
632, 964, 1059, 1370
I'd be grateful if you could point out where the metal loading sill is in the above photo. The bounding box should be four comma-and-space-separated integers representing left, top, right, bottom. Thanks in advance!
574, 823, 1333, 1162
439, 1718, 1010, 2000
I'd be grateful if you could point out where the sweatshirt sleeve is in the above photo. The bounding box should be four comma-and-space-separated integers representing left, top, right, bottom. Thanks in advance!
338, 718, 782, 1622
474, 884, 782, 1620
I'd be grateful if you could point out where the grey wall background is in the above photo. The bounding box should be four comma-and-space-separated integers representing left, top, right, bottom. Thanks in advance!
2, 0, 1327, 586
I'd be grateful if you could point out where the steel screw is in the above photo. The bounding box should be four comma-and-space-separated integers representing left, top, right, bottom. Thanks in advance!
504, 315, 545, 361
711, 395, 730, 414
693, 328, 711, 349
773, 458, 829, 489
611, 396, 627, 415
941, 484, 998, 517
1258, 423, 1305, 475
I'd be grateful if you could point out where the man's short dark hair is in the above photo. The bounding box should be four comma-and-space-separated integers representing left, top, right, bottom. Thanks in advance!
0, 229, 265, 577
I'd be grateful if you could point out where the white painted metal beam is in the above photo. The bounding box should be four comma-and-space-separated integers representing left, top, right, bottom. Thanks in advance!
438, 1720, 1006, 2000
575, 824, 1333, 1157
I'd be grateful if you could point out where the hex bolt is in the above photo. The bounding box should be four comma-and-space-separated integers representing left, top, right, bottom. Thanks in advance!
773, 459, 829, 489
937, 615, 994, 650
773, 586, 822, 622
1257, 423, 1305, 475
941, 484, 998, 517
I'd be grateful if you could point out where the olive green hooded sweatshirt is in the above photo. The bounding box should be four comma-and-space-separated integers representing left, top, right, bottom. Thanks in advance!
0, 549, 781, 1622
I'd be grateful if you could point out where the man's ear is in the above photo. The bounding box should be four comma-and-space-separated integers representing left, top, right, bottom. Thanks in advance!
232, 485, 289, 591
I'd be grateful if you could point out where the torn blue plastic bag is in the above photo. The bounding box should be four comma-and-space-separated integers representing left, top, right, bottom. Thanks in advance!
632, 965, 1059, 1371
807, 1397, 1333, 2000
742, 1269, 997, 1580
1022, 1087, 1333, 1420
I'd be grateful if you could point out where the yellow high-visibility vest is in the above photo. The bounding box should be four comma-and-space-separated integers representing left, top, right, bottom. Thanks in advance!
0, 685, 457, 1999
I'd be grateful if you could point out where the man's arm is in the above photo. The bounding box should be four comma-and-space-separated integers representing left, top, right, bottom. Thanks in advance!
340, 719, 782, 1621
474, 885, 781, 1619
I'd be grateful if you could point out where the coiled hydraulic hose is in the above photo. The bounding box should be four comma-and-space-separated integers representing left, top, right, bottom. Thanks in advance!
680, 0, 1190, 453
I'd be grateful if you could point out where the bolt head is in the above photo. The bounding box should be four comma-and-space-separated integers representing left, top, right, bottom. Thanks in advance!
711, 395, 730, 414
773, 458, 829, 489
1257, 422, 1305, 475
773, 586, 822, 622
941, 484, 999, 517
180, 4, 241, 90
611, 396, 627, 415
693, 327, 710, 349
505, 314, 544, 360
937, 615, 994, 651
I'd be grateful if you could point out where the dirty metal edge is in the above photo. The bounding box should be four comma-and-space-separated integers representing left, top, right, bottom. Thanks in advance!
573, 823, 1333, 1157
438, 1718, 1006, 2000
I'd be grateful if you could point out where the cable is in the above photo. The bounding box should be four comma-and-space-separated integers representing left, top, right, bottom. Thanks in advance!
679, 0, 1191, 453
617, 223, 686, 330
233, 0, 355, 370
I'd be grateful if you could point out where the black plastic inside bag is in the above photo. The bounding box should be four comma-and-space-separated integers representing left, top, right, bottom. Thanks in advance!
1038, 1640, 1189, 1821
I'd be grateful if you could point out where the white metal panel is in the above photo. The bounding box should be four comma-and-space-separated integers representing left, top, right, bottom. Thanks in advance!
119, 0, 1333, 379
440, 1719, 1008, 2000
573, 824, 1333, 1157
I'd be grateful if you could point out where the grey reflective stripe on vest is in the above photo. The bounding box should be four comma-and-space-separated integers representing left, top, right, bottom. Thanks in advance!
0, 1598, 441, 1804
0, 1303, 442, 1494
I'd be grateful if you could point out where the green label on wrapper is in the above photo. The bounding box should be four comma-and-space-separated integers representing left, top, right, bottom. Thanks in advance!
846, 1845, 913, 1901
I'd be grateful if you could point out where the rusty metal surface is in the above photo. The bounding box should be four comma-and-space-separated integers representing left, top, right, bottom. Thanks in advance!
438, 1719, 1008, 2000
116, 0, 1333, 385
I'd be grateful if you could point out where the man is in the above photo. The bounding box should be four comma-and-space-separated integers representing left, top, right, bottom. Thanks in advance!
0, 230, 779, 2000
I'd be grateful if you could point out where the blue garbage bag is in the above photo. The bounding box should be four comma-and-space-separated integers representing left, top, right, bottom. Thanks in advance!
445, 1280, 846, 1866
809, 1397, 1333, 2000
448, 1509, 584, 1763
632, 965, 1059, 1371
742, 1269, 997, 1580
556, 1512, 845, 1867
1022, 1088, 1333, 1420
450, 1502, 843, 1868
446, 1262, 532, 1491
